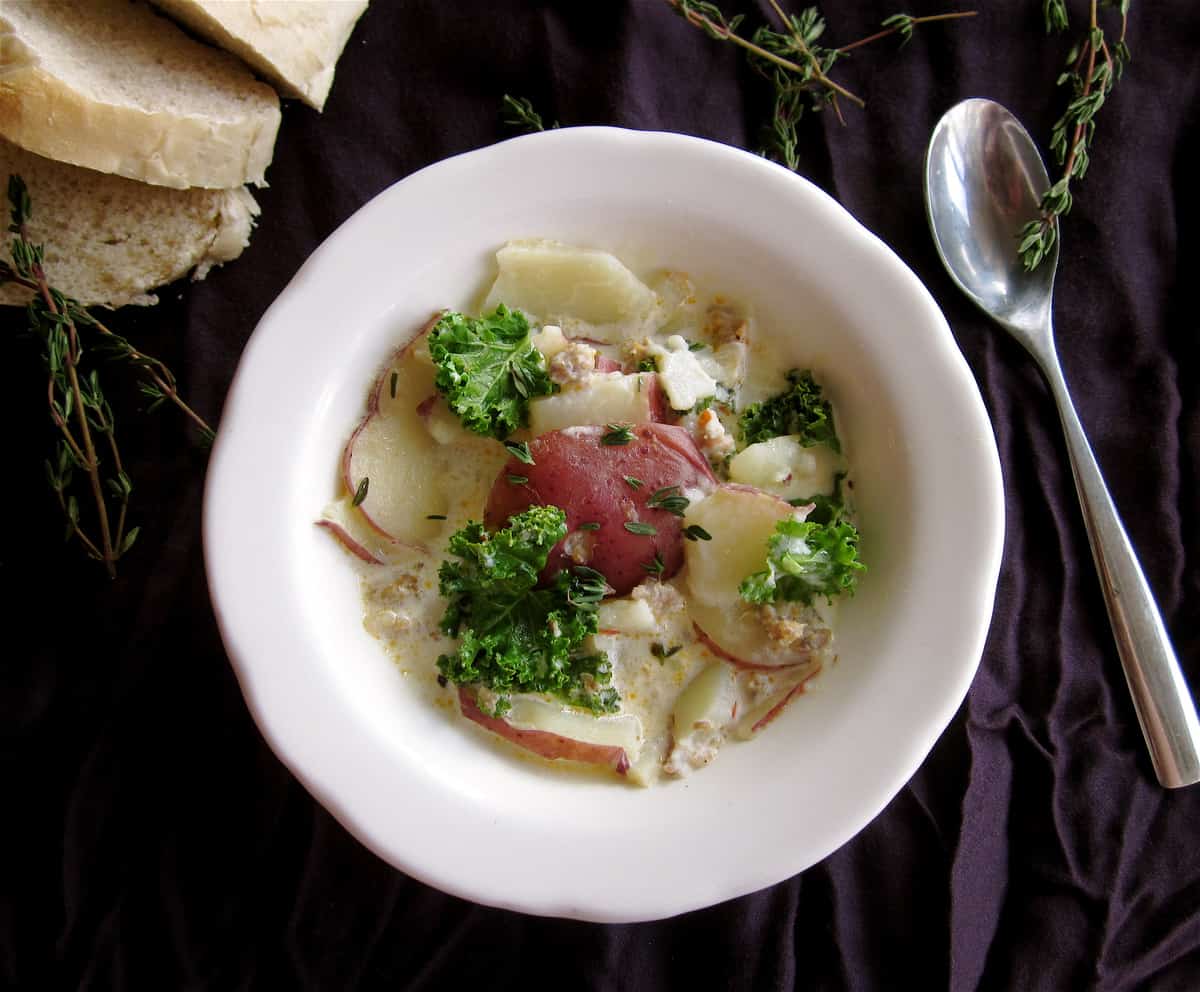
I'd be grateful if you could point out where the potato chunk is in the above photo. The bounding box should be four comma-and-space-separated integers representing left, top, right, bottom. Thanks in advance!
341, 330, 446, 543
485, 424, 717, 595
728, 436, 843, 501
528, 372, 666, 435
483, 239, 657, 325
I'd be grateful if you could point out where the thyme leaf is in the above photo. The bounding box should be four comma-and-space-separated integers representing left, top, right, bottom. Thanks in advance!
1018, 0, 1131, 270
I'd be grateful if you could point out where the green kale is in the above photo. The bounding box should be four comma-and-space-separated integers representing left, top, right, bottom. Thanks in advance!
427, 305, 557, 439
738, 369, 840, 451
788, 471, 848, 525
436, 506, 618, 713
739, 514, 865, 606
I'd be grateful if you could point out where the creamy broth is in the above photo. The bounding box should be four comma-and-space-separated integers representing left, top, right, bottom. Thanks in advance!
322, 241, 856, 786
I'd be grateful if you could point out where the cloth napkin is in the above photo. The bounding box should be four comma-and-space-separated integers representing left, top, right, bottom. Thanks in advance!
3, 2, 1197, 988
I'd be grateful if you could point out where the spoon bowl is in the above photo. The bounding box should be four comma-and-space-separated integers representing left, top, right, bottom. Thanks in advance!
924, 98, 1200, 789
925, 99, 1056, 344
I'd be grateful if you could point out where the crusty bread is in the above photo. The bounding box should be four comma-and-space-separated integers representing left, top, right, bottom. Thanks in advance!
151, 0, 370, 111
0, 0, 281, 189
0, 137, 259, 308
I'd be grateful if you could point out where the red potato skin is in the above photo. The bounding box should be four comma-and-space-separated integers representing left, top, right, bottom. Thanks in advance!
315, 520, 384, 565
415, 394, 437, 419
485, 424, 717, 595
692, 623, 805, 671
458, 688, 630, 775
692, 622, 821, 672
750, 668, 821, 734
644, 373, 670, 423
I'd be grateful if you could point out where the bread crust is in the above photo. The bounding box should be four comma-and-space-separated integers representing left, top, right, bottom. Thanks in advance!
0, 139, 260, 308
0, 1, 281, 189
150, 0, 371, 111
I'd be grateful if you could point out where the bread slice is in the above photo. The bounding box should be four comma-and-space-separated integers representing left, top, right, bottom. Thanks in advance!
151, 0, 370, 111
0, 137, 259, 308
0, 0, 281, 189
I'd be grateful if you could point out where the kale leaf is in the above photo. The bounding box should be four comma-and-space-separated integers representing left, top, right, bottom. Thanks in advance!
738, 368, 840, 451
427, 305, 556, 440
436, 505, 618, 714
739, 513, 865, 606
788, 471, 848, 525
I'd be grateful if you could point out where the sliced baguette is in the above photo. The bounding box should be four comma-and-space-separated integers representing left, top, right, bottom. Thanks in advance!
0, 0, 281, 189
0, 137, 259, 308
151, 0, 370, 111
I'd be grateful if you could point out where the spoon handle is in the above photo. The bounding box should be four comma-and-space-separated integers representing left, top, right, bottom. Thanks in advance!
1040, 354, 1200, 787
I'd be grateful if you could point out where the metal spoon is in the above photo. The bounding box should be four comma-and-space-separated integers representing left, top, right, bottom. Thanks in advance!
924, 97, 1200, 788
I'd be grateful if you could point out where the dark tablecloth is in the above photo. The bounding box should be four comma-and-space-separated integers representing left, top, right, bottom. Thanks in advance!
4, 2, 1198, 988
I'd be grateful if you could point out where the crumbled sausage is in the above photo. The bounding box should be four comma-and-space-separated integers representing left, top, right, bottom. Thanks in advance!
549, 341, 599, 384
704, 304, 748, 345
632, 579, 686, 620
759, 606, 833, 655
696, 407, 735, 459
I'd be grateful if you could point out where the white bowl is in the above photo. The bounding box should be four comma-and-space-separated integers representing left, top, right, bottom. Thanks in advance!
204, 127, 1003, 922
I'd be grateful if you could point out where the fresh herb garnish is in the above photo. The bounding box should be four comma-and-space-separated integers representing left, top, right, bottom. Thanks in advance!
601, 423, 635, 446
637, 358, 657, 373
642, 553, 666, 576
623, 475, 644, 490
683, 524, 713, 541
427, 514, 448, 520
739, 368, 839, 451
687, 339, 706, 351
389, 370, 399, 400
739, 514, 864, 606
504, 440, 535, 464
646, 485, 689, 516
1, 176, 214, 576
667, 2, 976, 170
352, 477, 370, 507
436, 506, 618, 713
579, 521, 601, 531
428, 305, 557, 440
651, 642, 683, 662
501, 94, 557, 132
506, 474, 529, 485
624, 521, 658, 536
1018, 0, 1130, 270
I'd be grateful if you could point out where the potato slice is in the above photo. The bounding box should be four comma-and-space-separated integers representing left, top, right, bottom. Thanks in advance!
485, 424, 717, 596
483, 240, 657, 325
663, 662, 738, 776
528, 372, 664, 435
682, 485, 794, 608
683, 486, 828, 669
317, 496, 395, 564
457, 688, 640, 777
506, 695, 644, 760
342, 331, 447, 543
672, 662, 737, 735
731, 667, 820, 740
689, 599, 817, 670
728, 436, 843, 501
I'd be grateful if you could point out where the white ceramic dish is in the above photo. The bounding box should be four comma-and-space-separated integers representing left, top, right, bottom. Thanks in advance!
204, 127, 1004, 922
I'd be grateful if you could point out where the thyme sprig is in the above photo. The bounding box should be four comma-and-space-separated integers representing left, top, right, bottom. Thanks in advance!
501, 94, 556, 133
1018, 0, 1131, 270
1, 175, 214, 577
668, 1, 976, 170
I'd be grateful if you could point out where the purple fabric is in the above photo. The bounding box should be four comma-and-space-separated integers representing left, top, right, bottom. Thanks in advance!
3, 2, 1198, 988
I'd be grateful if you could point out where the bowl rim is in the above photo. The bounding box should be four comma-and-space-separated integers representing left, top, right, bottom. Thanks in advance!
203, 125, 1005, 921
